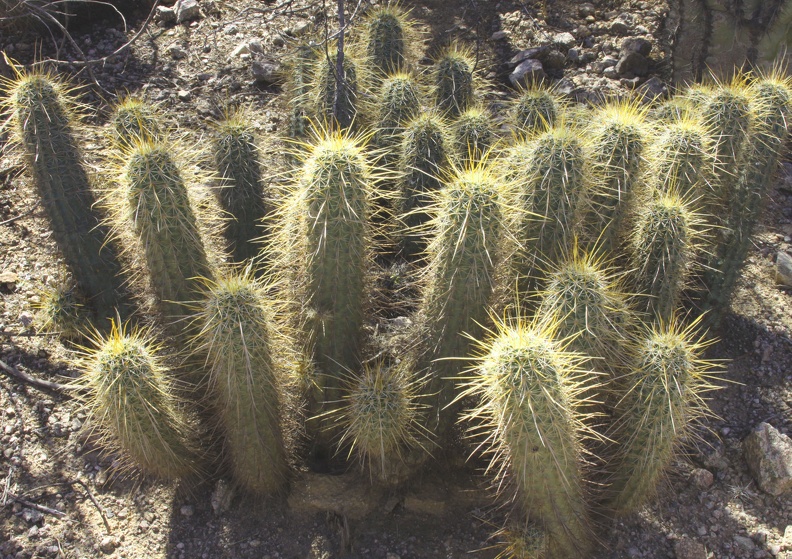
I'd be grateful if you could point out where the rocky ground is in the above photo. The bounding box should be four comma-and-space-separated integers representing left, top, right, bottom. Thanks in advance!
0, 0, 791, 558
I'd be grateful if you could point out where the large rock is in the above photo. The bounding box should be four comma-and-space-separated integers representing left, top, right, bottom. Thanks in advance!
615, 51, 649, 77
776, 252, 792, 287
288, 472, 384, 520
174, 0, 200, 23
621, 37, 652, 57
743, 422, 792, 496
509, 59, 545, 88
251, 59, 282, 85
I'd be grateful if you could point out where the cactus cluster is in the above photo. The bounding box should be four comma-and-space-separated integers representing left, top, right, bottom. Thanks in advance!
6, 15, 791, 555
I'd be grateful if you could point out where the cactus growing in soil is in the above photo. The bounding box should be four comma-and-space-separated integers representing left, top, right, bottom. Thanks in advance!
110, 96, 161, 147
273, 131, 374, 443
451, 105, 494, 166
2, 69, 128, 321
194, 270, 288, 494
511, 84, 560, 138
416, 162, 508, 440
700, 72, 791, 326
114, 138, 214, 325
212, 106, 270, 266
629, 189, 704, 324
398, 112, 450, 258
77, 319, 201, 479
432, 43, 476, 118
586, 98, 649, 252
314, 49, 362, 130
337, 361, 427, 484
36, 282, 84, 341
644, 114, 717, 198
606, 318, 719, 514
286, 45, 318, 141
460, 316, 596, 558
516, 124, 590, 281
372, 72, 422, 151
361, 5, 416, 75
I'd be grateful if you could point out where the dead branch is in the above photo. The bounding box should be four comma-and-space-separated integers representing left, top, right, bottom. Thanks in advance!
0, 358, 74, 394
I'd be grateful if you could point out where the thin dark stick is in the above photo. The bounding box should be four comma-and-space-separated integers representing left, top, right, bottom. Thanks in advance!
4, 493, 67, 518
70, 479, 112, 534
0, 202, 40, 227
0, 331, 62, 338
0, 358, 74, 394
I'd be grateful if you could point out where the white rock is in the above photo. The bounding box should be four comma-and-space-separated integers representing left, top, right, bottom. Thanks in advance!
175, 0, 200, 23
743, 422, 792, 496
776, 252, 792, 287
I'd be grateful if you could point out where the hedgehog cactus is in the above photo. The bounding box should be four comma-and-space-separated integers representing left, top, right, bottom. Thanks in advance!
110, 96, 161, 147
36, 282, 83, 341
417, 163, 507, 440
212, 107, 270, 266
315, 51, 361, 130
452, 105, 494, 165
195, 270, 288, 494
372, 72, 422, 151
117, 139, 214, 325
629, 189, 703, 324
644, 114, 717, 198
398, 113, 450, 258
78, 320, 200, 479
3, 70, 128, 321
287, 45, 318, 141
338, 361, 426, 484
461, 317, 596, 558
433, 43, 475, 118
519, 124, 590, 281
586, 99, 649, 252
362, 5, 413, 74
276, 132, 373, 443
512, 85, 559, 138
700, 72, 791, 326
606, 318, 719, 514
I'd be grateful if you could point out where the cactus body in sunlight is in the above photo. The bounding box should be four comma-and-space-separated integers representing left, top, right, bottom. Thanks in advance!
452, 105, 494, 165
606, 319, 718, 514
586, 99, 649, 252
398, 113, 450, 258
212, 107, 270, 265
372, 72, 422, 150
700, 73, 791, 327
362, 5, 416, 74
338, 362, 426, 484
110, 96, 161, 147
512, 85, 559, 138
629, 189, 703, 323
461, 317, 596, 558
196, 271, 287, 494
118, 139, 214, 324
433, 43, 476, 118
79, 320, 200, 479
418, 163, 507, 439
3, 70, 127, 321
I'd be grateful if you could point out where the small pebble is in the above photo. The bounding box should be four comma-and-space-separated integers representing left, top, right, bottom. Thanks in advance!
180, 504, 194, 517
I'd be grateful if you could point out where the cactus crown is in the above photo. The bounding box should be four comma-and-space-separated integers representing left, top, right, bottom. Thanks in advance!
452, 105, 494, 164
512, 84, 559, 137
363, 5, 412, 74
111, 96, 161, 147
647, 114, 716, 196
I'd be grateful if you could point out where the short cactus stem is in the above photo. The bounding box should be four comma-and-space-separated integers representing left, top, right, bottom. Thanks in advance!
119, 139, 214, 325
629, 189, 703, 324
606, 318, 719, 514
194, 270, 288, 494
398, 113, 451, 258
4, 70, 128, 321
36, 282, 84, 341
460, 317, 596, 558
276, 131, 373, 446
362, 5, 414, 74
699, 73, 791, 327
372, 73, 422, 151
451, 105, 494, 166
110, 96, 161, 147
520, 125, 590, 283
213, 107, 270, 266
511, 85, 559, 138
77, 320, 201, 480
314, 51, 360, 131
644, 114, 717, 198
337, 361, 427, 484
417, 163, 507, 440
586, 99, 648, 253
433, 43, 475, 118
